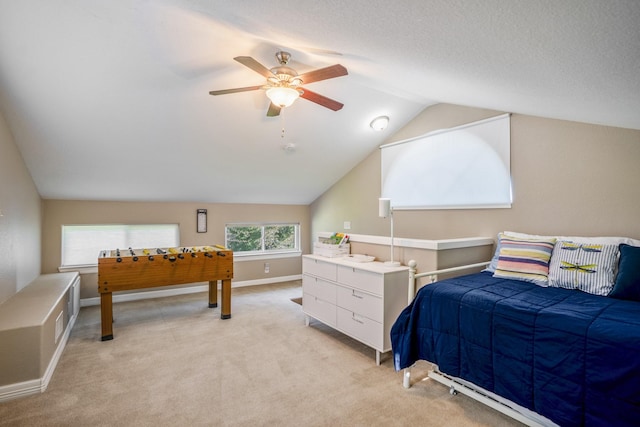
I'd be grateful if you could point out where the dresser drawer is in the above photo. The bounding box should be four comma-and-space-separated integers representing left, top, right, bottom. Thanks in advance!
337, 265, 383, 295
336, 307, 383, 350
303, 293, 336, 327
303, 257, 337, 281
336, 285, 382, 323
302, 275, 336, 304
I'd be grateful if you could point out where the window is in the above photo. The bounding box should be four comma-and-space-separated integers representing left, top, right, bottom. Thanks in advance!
381, 113, 512, 209
61, 224, 180, 267
225, 223, 300, 256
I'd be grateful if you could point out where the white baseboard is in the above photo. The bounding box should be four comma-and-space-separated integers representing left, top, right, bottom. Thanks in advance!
0, 309, 78, 402
80, 275, 302, 307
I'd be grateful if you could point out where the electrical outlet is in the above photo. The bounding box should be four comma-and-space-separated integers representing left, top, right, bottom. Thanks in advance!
344, 221, 351, 230
264, 263, 270, 273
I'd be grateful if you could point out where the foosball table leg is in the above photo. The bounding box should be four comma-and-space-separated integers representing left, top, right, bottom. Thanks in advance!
221, 278, 231, 319
208, 280, 218, 308
100, 292, 114, 341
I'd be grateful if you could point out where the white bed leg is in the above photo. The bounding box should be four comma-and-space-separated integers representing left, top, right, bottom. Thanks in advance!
376, 350, 381, 366
304, 315, 310, 326
403, 369, 411, 388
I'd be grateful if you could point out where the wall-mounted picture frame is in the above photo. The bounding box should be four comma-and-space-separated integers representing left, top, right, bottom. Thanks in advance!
197, 209, 207, 233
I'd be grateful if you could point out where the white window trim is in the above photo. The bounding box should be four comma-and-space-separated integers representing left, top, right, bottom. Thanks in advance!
225, 222, 301, 257
233, 250, 302, 262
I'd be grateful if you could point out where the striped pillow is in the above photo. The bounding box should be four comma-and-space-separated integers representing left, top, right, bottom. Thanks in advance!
548, 241, 619, 296
493, 234, 557, 284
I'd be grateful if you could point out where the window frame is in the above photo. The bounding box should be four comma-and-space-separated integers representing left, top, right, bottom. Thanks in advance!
225, 222, 301, 259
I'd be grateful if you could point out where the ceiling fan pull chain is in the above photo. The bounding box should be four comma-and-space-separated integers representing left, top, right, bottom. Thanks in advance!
281, 111, 285, 138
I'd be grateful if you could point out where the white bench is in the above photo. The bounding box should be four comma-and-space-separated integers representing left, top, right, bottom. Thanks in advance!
0, 272, 80, 401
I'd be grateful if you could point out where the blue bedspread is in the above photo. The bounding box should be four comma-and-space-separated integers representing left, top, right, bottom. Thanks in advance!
390, 272, 640, 426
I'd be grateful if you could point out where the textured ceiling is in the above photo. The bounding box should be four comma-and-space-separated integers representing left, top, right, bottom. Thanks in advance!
0, 1, 638, 204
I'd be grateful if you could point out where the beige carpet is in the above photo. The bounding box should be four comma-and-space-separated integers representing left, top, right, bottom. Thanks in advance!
0, 281, 522, 427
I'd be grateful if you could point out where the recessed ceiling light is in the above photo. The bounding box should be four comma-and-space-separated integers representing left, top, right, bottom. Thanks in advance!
370, 116, 389, 131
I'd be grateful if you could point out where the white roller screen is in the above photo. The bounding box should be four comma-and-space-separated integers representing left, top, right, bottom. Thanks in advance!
381, 114, 511, 210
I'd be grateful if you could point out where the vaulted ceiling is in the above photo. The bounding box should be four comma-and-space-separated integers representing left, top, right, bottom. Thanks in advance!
0, 1, 638, 204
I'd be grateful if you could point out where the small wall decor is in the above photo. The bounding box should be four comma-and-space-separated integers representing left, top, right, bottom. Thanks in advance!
197, 209, 207, 233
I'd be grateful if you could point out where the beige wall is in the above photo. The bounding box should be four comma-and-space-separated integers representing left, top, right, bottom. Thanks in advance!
5, 101, 640, 300
311, 103, 640, 269
42, 200, 310, 298
0, 111, 41, 304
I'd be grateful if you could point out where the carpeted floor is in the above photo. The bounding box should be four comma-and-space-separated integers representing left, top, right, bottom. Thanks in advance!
0, 281, 522, 426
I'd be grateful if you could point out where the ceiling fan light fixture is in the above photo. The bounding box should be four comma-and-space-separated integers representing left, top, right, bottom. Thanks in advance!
266, 86, 300, 108
370, 115, 389, 131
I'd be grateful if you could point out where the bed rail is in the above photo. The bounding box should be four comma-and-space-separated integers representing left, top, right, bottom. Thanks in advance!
402, 260, 490, 389
406, 260, 491, 304
400, 260, 558, 426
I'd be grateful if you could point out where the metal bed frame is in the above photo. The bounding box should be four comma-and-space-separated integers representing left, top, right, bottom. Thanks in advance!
402, 260, 557, 427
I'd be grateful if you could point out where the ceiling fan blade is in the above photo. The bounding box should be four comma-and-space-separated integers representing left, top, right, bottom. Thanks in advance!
266, 102, 281, 117
298, 64, 348, 84
209, 85, 263, 95
300, 88, 344, 111
234, 56, 274, 79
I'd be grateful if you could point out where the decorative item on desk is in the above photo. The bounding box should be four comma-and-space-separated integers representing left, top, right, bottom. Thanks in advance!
346, 254, 375, 263
379, 198, 401, 266
314, 232, 350, 257
325, 232, 349, 245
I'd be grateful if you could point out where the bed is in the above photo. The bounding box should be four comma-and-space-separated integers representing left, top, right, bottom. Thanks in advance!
391, 232, 640, 427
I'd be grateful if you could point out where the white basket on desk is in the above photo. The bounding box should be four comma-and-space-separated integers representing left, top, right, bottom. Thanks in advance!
313, 242, 350, 257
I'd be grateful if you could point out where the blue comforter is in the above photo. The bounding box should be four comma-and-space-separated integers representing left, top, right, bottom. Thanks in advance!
390, 272, 640, 426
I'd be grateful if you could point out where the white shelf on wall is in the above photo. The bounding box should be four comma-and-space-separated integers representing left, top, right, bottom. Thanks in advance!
314, 232, 493, 251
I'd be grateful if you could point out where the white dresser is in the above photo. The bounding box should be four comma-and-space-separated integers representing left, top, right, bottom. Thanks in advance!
302, 254, 409, 365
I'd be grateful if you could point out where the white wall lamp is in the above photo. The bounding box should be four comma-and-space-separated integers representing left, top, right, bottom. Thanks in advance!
370, 115, 389, 131
378, 198, 400, 266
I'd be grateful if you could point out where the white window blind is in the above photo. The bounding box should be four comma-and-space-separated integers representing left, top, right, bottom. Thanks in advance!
381, 113, 512, 210
61, 224, 180, 267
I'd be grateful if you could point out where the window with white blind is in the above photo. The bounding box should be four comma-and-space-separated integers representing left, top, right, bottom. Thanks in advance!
61, 224, 180, 267
381, 113, 512, 210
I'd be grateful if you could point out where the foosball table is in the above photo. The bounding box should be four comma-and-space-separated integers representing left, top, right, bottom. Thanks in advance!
97, 245, 233, 341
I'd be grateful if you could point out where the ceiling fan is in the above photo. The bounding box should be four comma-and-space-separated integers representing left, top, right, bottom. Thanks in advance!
208, 51, 348, 117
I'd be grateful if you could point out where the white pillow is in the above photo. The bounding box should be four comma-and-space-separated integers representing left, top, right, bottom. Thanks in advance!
548, 241, 619, 296
485, 231, 640, 274
504, 231, 640, 247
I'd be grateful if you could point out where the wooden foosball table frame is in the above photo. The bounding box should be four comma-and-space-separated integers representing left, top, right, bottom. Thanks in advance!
98, 246, 233, 341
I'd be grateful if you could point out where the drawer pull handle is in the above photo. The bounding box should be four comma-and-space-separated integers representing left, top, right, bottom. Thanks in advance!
351, 315, 364, 324
351, 290, 364, 299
